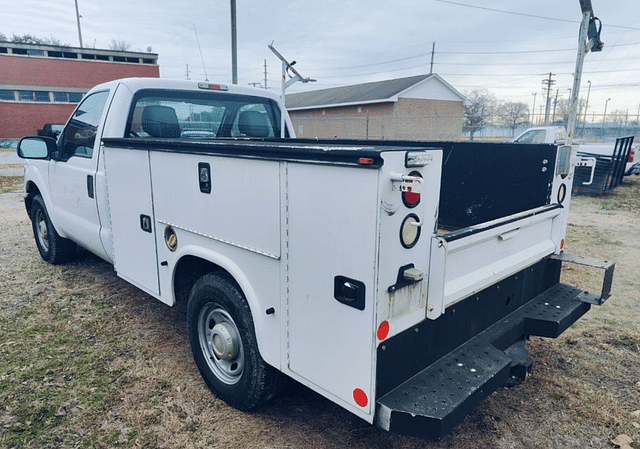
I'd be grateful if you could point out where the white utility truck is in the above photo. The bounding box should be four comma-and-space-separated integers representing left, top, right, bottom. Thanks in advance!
512, 126, 638, 176
17, 77, 613, 440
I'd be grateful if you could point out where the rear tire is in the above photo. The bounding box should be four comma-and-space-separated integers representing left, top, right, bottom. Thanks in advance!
30, 195, 76, 264
187, 272, 284, 410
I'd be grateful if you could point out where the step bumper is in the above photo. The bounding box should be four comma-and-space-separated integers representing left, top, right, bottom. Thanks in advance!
375, 283, 591, 440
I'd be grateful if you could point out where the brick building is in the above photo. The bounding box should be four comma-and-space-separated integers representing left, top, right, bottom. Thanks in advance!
285, 74, 467, 140
0, 41, 159, 138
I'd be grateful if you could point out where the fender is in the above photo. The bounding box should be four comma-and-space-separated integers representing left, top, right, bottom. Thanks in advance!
171, 244, 281, 370
23, 163, 62, 232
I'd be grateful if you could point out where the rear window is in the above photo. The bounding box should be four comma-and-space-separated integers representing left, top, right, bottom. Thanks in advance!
125, 89, 283, 139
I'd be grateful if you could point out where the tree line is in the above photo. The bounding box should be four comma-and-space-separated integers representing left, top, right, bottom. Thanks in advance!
0, 32, 145, 52
464, 89, 634, 141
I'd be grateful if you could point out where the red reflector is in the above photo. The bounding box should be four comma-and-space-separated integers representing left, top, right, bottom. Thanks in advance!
377, 321, 390, 341
629, 148, 635, 163
353, 388, 368, 407
560, 239, 565, 250
358, 157, 374, 165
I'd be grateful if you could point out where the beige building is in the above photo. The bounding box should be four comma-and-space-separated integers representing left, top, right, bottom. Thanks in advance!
285, 74, 467, 140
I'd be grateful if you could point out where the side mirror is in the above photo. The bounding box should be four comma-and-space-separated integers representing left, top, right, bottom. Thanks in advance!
17, 136, 57, 160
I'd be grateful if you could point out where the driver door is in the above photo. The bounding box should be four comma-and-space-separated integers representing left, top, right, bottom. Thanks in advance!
48, 90, 110, 259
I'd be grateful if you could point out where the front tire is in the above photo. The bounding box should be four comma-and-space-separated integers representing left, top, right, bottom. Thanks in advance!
30, 195, 76, 264
187, 273, 284, 411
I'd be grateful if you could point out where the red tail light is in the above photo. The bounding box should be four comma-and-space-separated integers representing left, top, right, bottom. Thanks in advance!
628, 148, 635, 163
402, 171, 422, 208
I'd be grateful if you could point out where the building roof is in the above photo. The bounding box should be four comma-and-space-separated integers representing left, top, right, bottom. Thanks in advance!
0, 41, 158, 65
285, 73, 466, 110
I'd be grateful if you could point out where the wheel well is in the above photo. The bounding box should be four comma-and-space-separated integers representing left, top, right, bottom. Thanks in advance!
24, 181, 41, 216
174, 256, 240, 304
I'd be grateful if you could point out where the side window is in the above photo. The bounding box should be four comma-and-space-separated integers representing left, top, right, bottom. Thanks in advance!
514, 130, 545, 144
58, 90, 109, 161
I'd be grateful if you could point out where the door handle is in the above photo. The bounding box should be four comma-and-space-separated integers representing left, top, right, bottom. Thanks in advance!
87, 174, 94, 199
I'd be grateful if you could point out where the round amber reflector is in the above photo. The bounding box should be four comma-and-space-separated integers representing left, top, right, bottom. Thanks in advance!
400, 214, 421, 249
557, 183, 567, 204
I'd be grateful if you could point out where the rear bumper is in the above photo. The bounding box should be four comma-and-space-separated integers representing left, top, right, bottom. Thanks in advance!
375, 283, 589, 439
374, 254, 613, 440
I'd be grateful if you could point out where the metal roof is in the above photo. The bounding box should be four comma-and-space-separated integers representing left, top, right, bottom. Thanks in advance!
285, 73, 464, 110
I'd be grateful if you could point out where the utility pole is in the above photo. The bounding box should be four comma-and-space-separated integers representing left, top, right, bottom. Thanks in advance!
74, 0, 83, 48
566, 0, 604, 146
230, 0, 238, 84
264, 59, 268, 89
429, 42, 436, 75
542, 72, 555, 125
531, 92, 537, 125
583, 80, 591, 125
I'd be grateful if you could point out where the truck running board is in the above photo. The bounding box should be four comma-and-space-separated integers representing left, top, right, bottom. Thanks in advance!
375, 283, 590, 440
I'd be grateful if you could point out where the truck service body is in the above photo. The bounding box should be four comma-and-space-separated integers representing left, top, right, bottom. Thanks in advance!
18, 78, 613, 439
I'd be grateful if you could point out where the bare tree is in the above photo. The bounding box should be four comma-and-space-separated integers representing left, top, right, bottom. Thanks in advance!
498, 102, 529, 136
607, 109, 628, 125
553, 98, 587, 125
5, 33, 68, 46
109, 39, 131, 51
464, 89, 498, 141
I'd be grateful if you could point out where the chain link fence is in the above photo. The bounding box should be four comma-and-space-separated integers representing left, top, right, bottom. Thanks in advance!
291, 113, 640, 142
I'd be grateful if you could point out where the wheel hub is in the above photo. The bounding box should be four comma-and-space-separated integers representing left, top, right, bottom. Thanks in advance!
211, 322, 239, 361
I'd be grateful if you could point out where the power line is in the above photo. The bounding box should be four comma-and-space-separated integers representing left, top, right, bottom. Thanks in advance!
433, 0, 640, 30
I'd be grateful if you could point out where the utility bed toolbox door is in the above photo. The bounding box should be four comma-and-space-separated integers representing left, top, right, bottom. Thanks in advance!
286, 162, 379, 420
427, 205, 562, 319
103, 147, 160, 296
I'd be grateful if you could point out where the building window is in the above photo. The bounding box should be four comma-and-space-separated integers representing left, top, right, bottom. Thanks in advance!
27, 49, 45, 57
35, 91, 50, 102
69, 93, 83, 103
53, 92, 68, 102
0, 90, 15, 101
18, 91, 36, 101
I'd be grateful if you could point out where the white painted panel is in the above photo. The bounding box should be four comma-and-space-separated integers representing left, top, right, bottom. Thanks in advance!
400, 77, 463, 102
149, 152, 280, 259
287, 163, 379, 417
103, 147, 160, 296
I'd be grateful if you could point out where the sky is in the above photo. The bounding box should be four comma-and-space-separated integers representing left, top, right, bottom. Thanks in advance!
2, 0, 640, 120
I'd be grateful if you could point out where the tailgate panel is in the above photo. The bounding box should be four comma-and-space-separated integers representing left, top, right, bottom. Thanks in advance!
427, 205, 562, 319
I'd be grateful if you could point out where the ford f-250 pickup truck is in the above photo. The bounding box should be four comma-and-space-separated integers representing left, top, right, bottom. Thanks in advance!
17, 77, 614, 440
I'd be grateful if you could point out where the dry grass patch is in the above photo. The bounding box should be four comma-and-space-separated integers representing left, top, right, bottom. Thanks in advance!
0, 175, 23, 194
